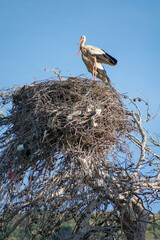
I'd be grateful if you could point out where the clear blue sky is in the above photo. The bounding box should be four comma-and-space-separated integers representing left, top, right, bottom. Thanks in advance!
0, 0, 160, 210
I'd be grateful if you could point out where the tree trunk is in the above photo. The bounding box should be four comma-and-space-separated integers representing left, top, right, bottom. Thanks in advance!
123, 205, 149, 240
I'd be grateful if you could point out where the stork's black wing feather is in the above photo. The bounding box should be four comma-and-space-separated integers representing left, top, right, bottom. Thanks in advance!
97, 67, 111, 83
97, 67, 107, 78
95, 49, 117, 65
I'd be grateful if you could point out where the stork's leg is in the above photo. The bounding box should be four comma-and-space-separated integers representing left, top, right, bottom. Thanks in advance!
92, 62, 95, 81
92, 61, 97, 81
94, 61, 97, 81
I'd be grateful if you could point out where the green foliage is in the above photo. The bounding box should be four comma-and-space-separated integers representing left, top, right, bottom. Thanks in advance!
7, 219, 74, 240
5, 212, 160, 240
146, 212, 160, 240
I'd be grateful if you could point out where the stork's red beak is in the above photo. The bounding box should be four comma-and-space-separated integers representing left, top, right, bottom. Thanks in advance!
77, 38, 83, 45
76, 49, 81, 56
76, 38, 83, 56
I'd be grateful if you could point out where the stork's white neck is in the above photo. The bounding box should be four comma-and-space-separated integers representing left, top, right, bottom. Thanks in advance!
80, 39, 86, 49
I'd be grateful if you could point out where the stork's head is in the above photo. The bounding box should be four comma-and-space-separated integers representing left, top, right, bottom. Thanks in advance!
77, 35, 86, 45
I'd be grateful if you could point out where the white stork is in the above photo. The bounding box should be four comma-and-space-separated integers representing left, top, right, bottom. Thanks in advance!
77, 35, 117, 80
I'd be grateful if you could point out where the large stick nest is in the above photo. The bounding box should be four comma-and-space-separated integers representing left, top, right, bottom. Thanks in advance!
0, 78, 131, 175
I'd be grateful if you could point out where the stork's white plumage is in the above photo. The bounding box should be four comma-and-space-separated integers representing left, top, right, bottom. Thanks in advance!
77, 35, 117, 81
